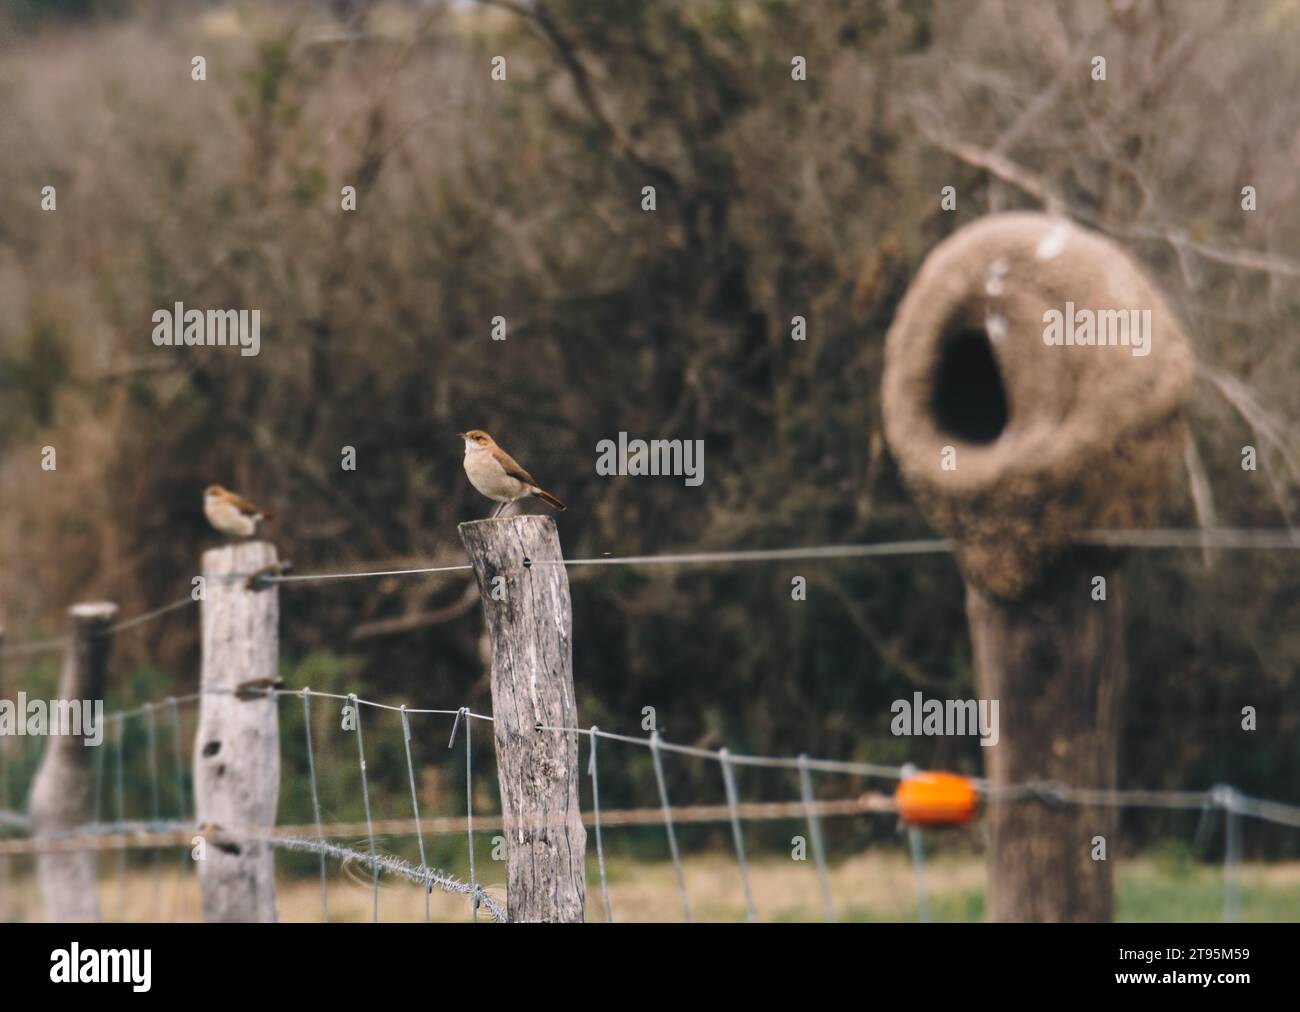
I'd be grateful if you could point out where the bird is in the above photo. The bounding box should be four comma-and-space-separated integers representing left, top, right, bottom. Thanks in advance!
460, 430, 566, 517
203, 484, 274, 537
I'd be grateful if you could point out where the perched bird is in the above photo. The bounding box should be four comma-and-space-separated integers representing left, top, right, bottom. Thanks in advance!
203, 484, 273, 538
460, 430, 566, 517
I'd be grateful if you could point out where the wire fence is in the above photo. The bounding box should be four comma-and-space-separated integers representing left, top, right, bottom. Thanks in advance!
2, 683, 1299, 923
1, 527, 1298, 922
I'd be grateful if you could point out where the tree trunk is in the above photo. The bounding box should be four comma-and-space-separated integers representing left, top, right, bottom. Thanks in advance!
966, 569, 1125, 922
194, 541, 280, 923
459, 516, 586, 923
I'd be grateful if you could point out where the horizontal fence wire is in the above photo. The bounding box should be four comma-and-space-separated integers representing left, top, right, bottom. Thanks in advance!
542, 539, 954, 568
0, 597, 197, 658
105, 596, 196, 634
1077, 528, 1300, 550
4, 687, 1300, 840
536, 722, 904, 779
4, 685, 1300, 825
260, 563, 474, 584
0, 801, 878, 855
2, 527, 1296, 657
0, 636, 72, 658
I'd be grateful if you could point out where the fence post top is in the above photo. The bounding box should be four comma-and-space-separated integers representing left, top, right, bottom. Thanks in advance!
458, 514, 557, 533
68, 601, 118, 620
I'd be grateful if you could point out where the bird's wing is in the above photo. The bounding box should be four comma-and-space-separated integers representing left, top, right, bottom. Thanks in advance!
228, 491, 264, 516
494, 447, 536, 486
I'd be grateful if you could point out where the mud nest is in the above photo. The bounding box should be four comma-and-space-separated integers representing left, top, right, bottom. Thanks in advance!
882, 212, 1193, 599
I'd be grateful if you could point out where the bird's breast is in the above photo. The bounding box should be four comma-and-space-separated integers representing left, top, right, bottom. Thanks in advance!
464, 450, 526, 501
205, 499, 256, 537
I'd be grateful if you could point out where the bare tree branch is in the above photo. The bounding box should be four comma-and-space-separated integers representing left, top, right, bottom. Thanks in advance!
475, 0, 679, 191
917, 125, 1300, 278
350, 581, 479, 641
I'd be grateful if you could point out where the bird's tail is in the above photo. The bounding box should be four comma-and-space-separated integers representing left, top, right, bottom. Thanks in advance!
532, 487, 566, 512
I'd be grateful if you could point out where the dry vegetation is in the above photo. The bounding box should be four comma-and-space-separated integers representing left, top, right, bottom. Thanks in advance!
6, 849, 1300, 922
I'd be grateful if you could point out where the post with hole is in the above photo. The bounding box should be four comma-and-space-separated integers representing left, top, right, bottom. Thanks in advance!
28, 602, 118, 921
882, 213, 1192, 921
459, 515, 587, 922
193, 541, 281, 922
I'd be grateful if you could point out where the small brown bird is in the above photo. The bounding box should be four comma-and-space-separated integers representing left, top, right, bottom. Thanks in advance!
203, 484, 273, 538
460, 430, 566, 517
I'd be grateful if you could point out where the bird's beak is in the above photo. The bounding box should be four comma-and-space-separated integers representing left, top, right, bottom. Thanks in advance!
457, 432, 466, 440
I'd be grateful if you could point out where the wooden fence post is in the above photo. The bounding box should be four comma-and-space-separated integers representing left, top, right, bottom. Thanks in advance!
194, 541, 280, 922
459, 515, 586, 922
28, 601, 118, 922
882, 213, 1192, 921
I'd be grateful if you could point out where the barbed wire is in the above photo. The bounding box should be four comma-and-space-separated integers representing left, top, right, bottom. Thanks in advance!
0, 817, 503, 921
272, 834, 505, 922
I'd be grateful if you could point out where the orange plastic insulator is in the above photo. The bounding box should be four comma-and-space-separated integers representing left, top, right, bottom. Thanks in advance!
894, 772, 979, 826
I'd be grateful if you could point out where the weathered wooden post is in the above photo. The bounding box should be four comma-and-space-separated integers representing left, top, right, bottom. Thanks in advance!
194, 541, 280, 922
28, 601, 118, 922
459, 515, 586, 922
882, 213, 1192, 921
